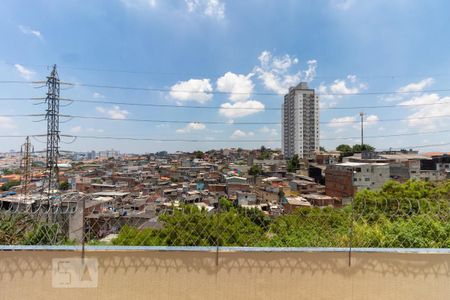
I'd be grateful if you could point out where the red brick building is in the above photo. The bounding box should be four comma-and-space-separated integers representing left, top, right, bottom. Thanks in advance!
325, 166, 356, 198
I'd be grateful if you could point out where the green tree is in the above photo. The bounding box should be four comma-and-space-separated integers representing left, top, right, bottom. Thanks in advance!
194, 150, 204, 159
259, 146, 271, 159
23, 223, 66, 245
59, 181, 70, 191
1, 180, 20, 191
248, 164, 263, 176
113, 204, 264, 246
336, 144, 352, 153
352, 144, 375, 152
287, 154, 300, 172
1, 169, 14, 175
32, 161, 45, 168
219, 197, 234, 211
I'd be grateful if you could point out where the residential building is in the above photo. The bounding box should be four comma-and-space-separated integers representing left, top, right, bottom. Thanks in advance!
282, 196, 311, 213
344, 151, 447, 181
325, 162, 390, 199
282, 82, 320, 159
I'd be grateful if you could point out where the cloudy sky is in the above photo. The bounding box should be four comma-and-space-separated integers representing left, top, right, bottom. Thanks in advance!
1, 0, 450, 153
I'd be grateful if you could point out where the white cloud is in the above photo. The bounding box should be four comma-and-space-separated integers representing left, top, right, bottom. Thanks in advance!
93, 92, 105, 99
318, 75, 367, 108
120, 0, 156, 9
186, 0, 225, 19
170, 79, 213, 104
70, 126, 82, 133
333, 0, 355, 10
365, 114, 379, 126
398, 78, 434, 93
14, 64, 35, 80
328, 114, 379, 131
322, 75, 367, 97
254, 51, 317, 95
18, 25, 43, 39
176, 122, 206, 134
303, 60, 318, 82
254, 51, 300, 95
96, 105, 129, 119
216, 70, 264, 119
216, 72, 254, 102
219, 100, 265, 118
328, 116, 357, 128
231, 129, 254, 139
87, 127, 104, 133
121, 0, 225, 19
0, 117, 15, 129
384, 78, 435, 102
399, 93, 450, 130
260, 126, 278, 137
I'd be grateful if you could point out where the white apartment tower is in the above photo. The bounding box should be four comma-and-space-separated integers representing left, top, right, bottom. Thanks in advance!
282, 82, 320, 159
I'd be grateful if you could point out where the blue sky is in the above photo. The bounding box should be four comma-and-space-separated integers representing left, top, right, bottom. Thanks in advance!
1, 0, 450, 153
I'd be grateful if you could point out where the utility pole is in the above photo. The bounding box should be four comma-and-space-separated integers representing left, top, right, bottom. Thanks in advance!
20, 136, 33, 204
45, 65, 61, 215
359, 112, 364, 150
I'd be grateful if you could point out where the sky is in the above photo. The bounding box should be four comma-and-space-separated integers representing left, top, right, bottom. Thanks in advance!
1, 0, 450, 153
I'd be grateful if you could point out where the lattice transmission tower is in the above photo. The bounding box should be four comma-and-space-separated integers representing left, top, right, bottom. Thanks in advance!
20, 136, 33, 202
44, 65, 61, 207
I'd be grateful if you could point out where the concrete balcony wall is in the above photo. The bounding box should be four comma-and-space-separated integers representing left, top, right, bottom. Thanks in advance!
0, 247, 449, 300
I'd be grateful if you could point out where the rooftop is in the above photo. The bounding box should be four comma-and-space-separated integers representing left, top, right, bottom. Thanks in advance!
92, 191, 130, 197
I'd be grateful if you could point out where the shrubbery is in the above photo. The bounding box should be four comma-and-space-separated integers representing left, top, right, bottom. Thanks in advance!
113, 180, 450, 248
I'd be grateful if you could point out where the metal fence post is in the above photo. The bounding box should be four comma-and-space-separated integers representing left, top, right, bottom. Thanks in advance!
215, 194, 220, 267
348, 197, 354, 267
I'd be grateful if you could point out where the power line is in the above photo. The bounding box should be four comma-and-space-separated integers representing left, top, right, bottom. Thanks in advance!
379, 142, 450, 151
1, 96, 447, 111
1, 128, 450, 143
0, 80, 32, 84
60, 113, 450, 125
70, 83, 450, 97
3, 80, 450, 97
58, 128, 450, 142
2, 113, 450, 125
5, 62, 450, 80
0, 135, 40, 138
64, 98, 450, 110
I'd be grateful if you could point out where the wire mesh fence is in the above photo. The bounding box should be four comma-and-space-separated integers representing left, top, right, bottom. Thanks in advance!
0, 180, 449, 248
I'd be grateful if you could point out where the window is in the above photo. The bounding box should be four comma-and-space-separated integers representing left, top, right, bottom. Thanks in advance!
365, 178, 370, 182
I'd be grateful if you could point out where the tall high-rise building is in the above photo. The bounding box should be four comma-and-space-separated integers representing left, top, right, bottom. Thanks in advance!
282, 82, 320, 159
